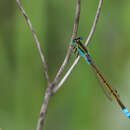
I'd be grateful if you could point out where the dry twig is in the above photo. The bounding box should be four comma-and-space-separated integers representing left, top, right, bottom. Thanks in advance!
36, 87, 52, 130
16, 0, 50, 86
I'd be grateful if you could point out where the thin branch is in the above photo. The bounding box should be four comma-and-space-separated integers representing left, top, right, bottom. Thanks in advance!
51, 0, 81, 88
16, 0, 50, 86
36, 88, 52, 130
85, 0, 103, 46
53, 0, 103, 92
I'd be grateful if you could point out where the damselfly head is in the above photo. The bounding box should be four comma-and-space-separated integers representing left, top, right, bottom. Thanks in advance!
72, 37, 83, 44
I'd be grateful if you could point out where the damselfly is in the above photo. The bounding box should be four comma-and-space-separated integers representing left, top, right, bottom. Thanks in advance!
72, 37, 130, 119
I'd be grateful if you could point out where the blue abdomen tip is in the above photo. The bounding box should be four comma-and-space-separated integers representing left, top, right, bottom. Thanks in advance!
122, 108, 130, 118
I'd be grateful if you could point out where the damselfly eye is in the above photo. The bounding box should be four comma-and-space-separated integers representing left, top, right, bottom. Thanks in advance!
72, 39, 76, 44
79, 37, 83, 40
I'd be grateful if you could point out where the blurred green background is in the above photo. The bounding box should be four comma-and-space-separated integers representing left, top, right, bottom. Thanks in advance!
0, 0, 130, 130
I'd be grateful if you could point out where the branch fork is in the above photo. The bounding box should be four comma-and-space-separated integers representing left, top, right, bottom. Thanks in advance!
16, 0, 103, 130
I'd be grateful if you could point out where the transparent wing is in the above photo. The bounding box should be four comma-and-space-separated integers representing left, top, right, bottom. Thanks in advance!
96, 74, 113, 101
89, 58, 113, 101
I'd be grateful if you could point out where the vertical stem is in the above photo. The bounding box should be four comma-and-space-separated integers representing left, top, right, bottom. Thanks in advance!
36, 88, 52, 130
